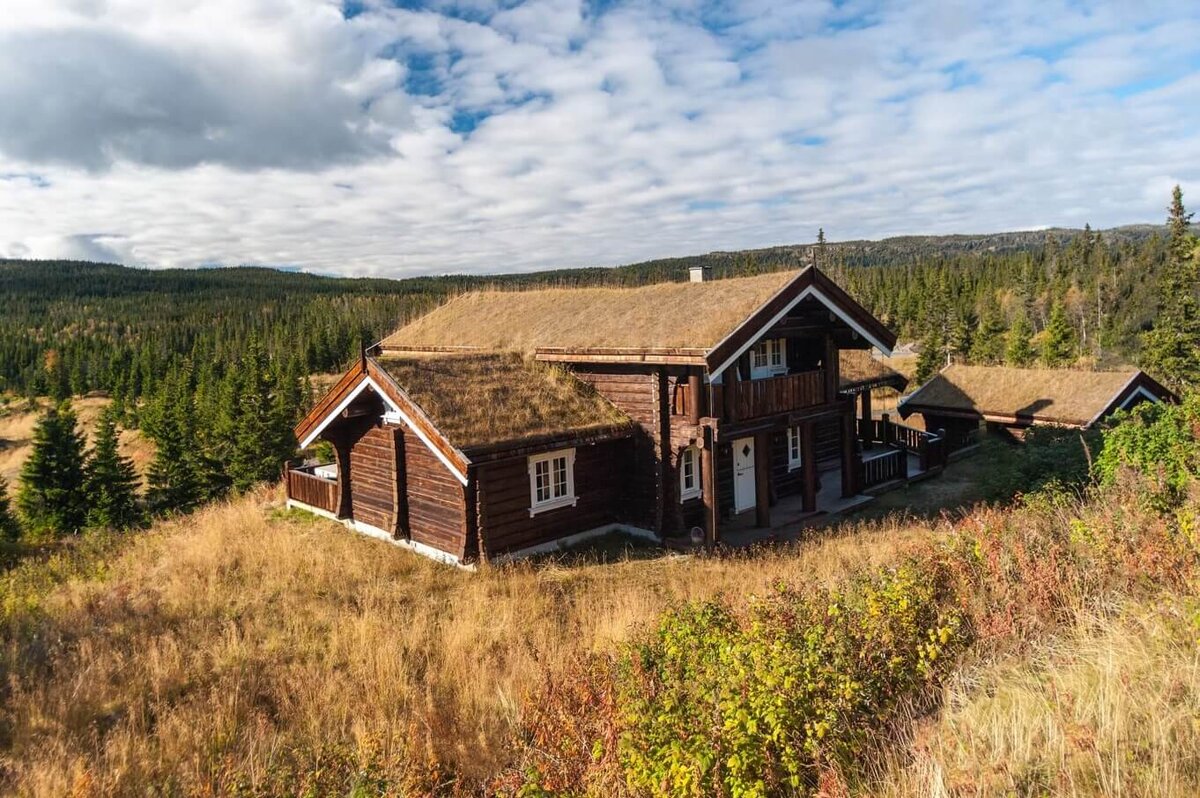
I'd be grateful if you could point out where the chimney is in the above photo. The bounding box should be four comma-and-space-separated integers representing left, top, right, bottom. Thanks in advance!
689, 265, 712, 283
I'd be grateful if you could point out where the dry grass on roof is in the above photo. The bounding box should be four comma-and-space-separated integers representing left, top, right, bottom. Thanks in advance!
380, 270, 798, 352
376, 353, 630, 449
839, 349, 907, 390
906, 364, 1139, 426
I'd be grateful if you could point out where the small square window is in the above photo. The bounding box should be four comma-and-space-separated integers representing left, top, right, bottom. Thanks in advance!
528, 449, 577, 516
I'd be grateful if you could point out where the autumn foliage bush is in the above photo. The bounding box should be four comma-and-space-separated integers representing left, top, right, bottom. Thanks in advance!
506, 445, 1200, 797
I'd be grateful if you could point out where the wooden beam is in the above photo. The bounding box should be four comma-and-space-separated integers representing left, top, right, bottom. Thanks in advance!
840, 408, 858, 498
860, 390, 872, 449
754, 430, 771, 529
801, 422, 817, 513
701, 426, 718, 548
824, 334, 839, 404
688, 372, 703, 425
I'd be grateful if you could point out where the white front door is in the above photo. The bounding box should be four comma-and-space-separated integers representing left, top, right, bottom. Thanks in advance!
733, 436, 756, 513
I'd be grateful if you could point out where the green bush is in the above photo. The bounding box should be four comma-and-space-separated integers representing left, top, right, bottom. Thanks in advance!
979, 427, 1099, 502
616, 563, 965, 798
1094, 394, 1200, 508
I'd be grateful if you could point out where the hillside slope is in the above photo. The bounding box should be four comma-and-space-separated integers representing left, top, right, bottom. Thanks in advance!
1, 452, 1196, 796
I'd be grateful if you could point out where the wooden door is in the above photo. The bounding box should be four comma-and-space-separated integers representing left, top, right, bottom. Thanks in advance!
733, 436, 756, 513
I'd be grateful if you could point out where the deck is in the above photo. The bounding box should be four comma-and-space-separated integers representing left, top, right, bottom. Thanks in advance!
718, 452, 931, 548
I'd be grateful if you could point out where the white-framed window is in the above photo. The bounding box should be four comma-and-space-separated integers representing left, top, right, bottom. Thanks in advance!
679, 446, 702, 501
787, 426, 803, 471
750, 338, 787, 379
528, 448, 577, 516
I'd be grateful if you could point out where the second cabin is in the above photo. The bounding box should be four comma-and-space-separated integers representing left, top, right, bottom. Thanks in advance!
287, 266, 932, 566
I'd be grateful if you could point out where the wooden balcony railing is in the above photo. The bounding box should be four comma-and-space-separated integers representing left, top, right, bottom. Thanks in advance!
286, 465, 339, 514
858, 413, 948, 473
859, 448, 907, 488
711, 369, 826, 423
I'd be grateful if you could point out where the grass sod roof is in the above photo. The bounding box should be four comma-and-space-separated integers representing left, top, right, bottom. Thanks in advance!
379, 270, 799, 353
900, 364, 1145, 427
838, 350, 907, 392
374, 352, 631, 450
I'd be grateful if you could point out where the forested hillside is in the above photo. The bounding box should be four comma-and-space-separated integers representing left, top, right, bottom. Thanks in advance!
0, 221, 1172, 401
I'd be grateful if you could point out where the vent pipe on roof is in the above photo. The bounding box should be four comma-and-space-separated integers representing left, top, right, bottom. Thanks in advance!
689, 265, 712, 283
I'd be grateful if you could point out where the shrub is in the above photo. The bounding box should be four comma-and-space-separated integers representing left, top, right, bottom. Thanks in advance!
611, 563, 965, 798
1093, 394, 1200, 509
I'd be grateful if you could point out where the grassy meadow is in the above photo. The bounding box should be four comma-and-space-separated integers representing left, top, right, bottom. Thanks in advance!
1, 401, 1198, 796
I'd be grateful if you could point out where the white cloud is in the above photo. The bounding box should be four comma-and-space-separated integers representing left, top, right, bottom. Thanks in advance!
0, 0, 1198, 276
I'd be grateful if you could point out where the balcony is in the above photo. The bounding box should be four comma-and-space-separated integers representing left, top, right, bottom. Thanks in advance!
711, 369, 827, 423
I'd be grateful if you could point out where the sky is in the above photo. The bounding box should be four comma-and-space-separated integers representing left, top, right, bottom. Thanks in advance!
1, 1, 1198, 278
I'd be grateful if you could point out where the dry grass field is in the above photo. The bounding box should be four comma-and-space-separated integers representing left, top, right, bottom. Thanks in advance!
1, 476, 1196, 796
0, 489, 939, 795
0, 397, 154, 486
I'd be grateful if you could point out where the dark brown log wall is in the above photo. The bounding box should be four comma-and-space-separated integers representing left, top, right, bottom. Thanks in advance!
397, 423, 467, 558
573, 367, 660, 528
348, 424, 399, 533
476, 438, 633, 558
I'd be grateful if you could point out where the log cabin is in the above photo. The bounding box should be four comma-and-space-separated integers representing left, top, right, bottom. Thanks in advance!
287, 265, 923, 566
898, 364, 1177, 447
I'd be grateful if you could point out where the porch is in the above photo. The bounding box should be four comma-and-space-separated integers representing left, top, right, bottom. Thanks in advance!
285, 462, 340, 515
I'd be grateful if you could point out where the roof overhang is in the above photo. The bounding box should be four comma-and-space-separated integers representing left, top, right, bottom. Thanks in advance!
535, 346, 708, 366
294, 358, 471, 486
707, 268, 896, 381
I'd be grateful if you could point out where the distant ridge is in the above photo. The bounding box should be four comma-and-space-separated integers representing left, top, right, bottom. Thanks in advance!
0, 223, 1166, 287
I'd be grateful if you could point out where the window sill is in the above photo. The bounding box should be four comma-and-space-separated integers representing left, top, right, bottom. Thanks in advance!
788, 462, 803, 472
529, 496, 578, 517
680, 491, 703, 503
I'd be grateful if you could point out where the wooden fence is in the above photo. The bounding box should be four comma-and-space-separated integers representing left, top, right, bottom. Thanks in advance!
286, 466, 339, 514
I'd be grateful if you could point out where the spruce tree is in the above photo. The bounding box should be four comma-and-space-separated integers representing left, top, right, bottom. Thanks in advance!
17, 403, 88, 537
914, 329, 944, 384
1040, 301, 1077, 367
84, 407, 143, 530
0, 476, 21, 542
1005, 312, 1034, 366
970, 297, 1007, 364
145, 369, 206, 515
227, 342, 283, 492
1141, 185, 1200, 389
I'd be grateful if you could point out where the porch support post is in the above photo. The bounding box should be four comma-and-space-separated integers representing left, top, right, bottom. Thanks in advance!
824, 335, 839, 403
754, 430, 771, 529
840, 408, 858, 498
801, 422, 817, 513
859, 390, 873, 449
332, 437, 352, 519
702, 426, 718, 548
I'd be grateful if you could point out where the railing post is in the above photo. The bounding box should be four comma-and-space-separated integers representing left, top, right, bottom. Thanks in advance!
881, 413, 891, 447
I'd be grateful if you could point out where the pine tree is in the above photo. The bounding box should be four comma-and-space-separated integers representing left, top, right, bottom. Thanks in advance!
1141, 185, 1200, 389
0, 476, 21, 542
145, 370, 206, 515
84, 407, 143, 530
1040, 301, 1077, 367
970, 297, 1007, 364
1005, 311, 1034, 366
227, 342, 284, 492
17, 402, 87, 537
914, 328, 944, 384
